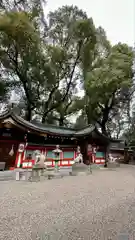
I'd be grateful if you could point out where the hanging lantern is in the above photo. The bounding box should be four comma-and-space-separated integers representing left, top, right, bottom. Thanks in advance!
18, 143, 25, 153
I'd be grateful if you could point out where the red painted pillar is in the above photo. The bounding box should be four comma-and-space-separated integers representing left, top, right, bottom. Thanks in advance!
15, 143, 25, 168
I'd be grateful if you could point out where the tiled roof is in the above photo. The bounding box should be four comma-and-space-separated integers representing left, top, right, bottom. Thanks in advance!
109, 142, 125, 149
29, 122, 75, 135
0, 109, 10, 119
12, 113, 76, 136
0, 109, 119, 141
74, 125, 95, 136
0, 110, 77, 136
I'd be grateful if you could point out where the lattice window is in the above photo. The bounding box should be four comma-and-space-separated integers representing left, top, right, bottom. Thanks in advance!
63, 151, 74, 159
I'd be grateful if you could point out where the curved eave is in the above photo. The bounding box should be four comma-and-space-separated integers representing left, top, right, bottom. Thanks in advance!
0, 109, 11, 119
94, 128, 121, 143
13, 116, 75, 137
0, 111, 75, 137
0, 110, 122, 141
74, 125, 96, 137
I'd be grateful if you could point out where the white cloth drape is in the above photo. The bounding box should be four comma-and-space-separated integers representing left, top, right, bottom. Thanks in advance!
9, 145, 14, 156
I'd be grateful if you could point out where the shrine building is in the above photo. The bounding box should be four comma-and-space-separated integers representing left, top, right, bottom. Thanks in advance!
0, 109, 125, 170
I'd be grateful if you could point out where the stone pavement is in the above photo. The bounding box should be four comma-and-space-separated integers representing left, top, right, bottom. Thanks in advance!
0, 166, 135, 239
0, 167, 72, 181
0, 170, 15, 181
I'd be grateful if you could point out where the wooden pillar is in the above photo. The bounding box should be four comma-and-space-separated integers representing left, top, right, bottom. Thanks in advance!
16, 143, 25, 168
124, 147, 129, 164
104, 142, 110, 167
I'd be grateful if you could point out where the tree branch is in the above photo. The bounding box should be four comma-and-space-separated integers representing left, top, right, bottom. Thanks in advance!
44, 41, 82, 116
6, 49, 35, 110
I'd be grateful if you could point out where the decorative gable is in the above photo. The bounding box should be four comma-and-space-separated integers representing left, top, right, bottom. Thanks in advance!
1, 117, 16, 128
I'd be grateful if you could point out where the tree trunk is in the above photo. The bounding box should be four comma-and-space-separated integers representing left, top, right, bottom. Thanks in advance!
104, 145, 109, 167
86, 106, 91, 125
42, 113, 46, 123
25, 105, 32, 121
100, 106, 110, 136
59, 117, 64, 126
101, 123, 108, 136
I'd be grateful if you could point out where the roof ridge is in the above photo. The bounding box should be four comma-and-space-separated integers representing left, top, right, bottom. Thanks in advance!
32, 121, 76, 131
0, 109, 116, 140
0, 108, 12, 118
0, 109, 75, 131
0, 109, 95, 131
75, 124, 95, 132
0, 110, 96, 134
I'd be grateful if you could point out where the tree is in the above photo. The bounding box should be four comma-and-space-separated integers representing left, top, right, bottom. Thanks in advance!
0, 0, 46, 14
0, 0, 47, 38
79, 43, 133, 135
122, 99, 135, 145
0, 5, 97, 123
106, 108, 126, 138
37, 6, 97, 123
0, 81, 8, 101
0, 77, 10, 112
0, 10, 47, 120
0, 3, 133, 136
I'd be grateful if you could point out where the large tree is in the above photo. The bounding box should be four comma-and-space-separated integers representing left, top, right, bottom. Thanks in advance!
0, 5, 97, 123
0, 10, 45, 120
0, 3, 133, 135
33, 5, 97, 124
74, 43, 133, 135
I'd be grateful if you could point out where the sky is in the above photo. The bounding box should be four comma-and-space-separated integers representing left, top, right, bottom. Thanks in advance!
45, 0, 134, 47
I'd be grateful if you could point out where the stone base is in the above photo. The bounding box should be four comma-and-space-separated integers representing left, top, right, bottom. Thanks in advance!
107, 162, 120, 168
29, 168, 48, 182
15, 169, 64, 181
91, 164, 101, 170
15, 169, 49, 182
70, 171, 91, 176
70, 163, 92, 176
16, 170, 32, 181
48, 171, 63, 180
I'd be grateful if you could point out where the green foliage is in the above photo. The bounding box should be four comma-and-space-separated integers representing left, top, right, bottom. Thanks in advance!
39, 6, 97, 123
0, 81, 7, 101
82, 42, 133, 134
0, 9, 44, 119
0, 4, 96, 124
0, 3, 133, 138
48, 5, 87, 46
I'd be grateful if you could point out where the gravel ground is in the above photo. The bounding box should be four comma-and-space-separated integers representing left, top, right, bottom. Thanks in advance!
0, 167, 135, 240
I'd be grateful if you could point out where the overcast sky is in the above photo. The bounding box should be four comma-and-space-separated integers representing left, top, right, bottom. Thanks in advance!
45, 0, 134, 47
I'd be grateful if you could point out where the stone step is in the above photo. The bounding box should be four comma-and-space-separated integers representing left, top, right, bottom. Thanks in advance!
107, 162, 120, 168
91, 164, 101, 169
0, 175, 14, 181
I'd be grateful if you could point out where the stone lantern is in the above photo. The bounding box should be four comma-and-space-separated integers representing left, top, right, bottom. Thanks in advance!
47, 145, 63, 179
52, 145, 62, 172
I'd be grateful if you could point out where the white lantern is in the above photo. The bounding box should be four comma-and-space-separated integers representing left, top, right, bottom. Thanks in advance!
18, 144, 25, 153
